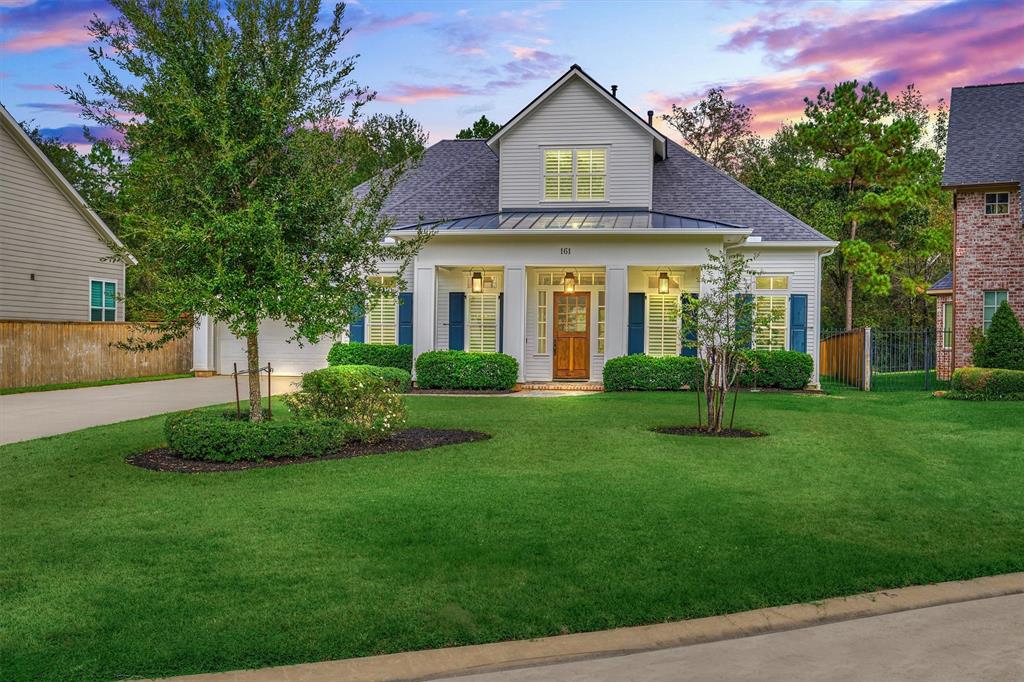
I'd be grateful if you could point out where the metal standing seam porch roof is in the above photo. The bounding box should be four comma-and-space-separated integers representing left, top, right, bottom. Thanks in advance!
394, 209, 747, 232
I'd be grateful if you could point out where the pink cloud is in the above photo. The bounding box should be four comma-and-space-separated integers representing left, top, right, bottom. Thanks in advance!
657, 0, 1024, 135
15, 83, 59, 91
378, 84, 479, 104
1, 23, 90, 52
351, 10, 435, 35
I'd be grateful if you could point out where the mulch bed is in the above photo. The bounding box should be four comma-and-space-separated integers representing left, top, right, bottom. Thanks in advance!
126, 428, 490, 473
652, 426, 765, 438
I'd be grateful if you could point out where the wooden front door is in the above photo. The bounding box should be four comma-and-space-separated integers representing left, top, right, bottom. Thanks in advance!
553, 292, 590, 379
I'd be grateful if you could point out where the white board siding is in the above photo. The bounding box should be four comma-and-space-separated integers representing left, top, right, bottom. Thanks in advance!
0, 122, 125, 321
498, 78, 654, 210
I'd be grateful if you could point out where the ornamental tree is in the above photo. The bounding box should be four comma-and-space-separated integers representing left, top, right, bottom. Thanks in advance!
67, 0, 427, 420
972, 302, 1024, 370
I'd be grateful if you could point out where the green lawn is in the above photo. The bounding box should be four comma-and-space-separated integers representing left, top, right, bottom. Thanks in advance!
0, 372, 193, 395
2, 392, 1022, 681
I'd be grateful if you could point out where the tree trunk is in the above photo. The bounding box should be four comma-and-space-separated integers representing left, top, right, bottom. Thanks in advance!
246, 333, 263, 422
845, 217, 858, 331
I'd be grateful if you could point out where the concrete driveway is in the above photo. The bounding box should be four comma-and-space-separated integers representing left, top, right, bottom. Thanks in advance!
0, 376, 298, 445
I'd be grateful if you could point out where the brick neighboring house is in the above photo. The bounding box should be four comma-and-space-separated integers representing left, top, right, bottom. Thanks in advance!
928, 82, 1024, 379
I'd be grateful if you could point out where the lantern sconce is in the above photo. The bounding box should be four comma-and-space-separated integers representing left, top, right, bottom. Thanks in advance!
563, 271, 577, 293
658, 271, 670, 294
471, 271, 484, 294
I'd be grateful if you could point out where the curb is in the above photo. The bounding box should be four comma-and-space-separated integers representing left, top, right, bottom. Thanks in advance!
146, 572, 1024, 682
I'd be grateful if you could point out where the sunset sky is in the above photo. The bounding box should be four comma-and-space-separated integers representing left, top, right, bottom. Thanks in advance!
1, 0, 1022, 148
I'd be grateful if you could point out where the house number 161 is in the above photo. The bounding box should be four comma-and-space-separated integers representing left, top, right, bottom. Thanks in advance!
560, 247, 571, 255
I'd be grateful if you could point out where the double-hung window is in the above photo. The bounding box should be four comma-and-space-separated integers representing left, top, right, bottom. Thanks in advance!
90, 279, 117, 321
753, 276, 788, 351
985, 192, 1009, 215
543, 148, 606, 201
983, 291, 1008, 331
366, 276, 398, 344
942, 302, 954, 349
467, 293, 499, 353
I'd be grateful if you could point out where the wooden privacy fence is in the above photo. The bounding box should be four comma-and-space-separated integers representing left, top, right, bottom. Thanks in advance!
819, 328, 871, 390
0, 320, 192, 389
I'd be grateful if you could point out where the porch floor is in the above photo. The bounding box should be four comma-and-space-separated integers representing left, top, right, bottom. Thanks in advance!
518, 381, 604, 392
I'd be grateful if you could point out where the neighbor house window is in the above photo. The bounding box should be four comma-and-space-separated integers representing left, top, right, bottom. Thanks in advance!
90, 279, 117, 321
536, 289, 548, 354
366, 276, 398, 344
543, 148, 606, 201
754, 275, 789, 351
647, 295, 678, 357
985, 192, 1009, 215
943, 302, 954, 349
983, 290, 1008, 331
468, 293, 500, 353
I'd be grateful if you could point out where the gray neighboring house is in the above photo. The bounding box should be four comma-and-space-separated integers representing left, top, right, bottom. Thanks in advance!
0, 104, 133, 322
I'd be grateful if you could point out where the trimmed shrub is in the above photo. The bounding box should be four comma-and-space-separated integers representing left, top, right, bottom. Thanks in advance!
322, 364, 411, 393
736, 350, 814, 390
603, 355, 702, 391
415, 351, 519, 391
165, 411, 352, 462
284, 365, 406, 441
971, 301, 1024, 370
327, 342, 413, 371
949, 367, 1024, 400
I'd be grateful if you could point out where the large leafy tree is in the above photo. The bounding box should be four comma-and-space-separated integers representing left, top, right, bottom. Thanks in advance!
795, 81, 934, 330
661, 88, 755, 176
455, 114, 500, 140
68, 0, 426, 420
343, 110, 427, 189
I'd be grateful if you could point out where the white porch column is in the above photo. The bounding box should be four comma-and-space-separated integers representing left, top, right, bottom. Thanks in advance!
604, 266, 628, 359
412, 265, 436, 378
502, 266, 527, 381
192, 314, 215, 375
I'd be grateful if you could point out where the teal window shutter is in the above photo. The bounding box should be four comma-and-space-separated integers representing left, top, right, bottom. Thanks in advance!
789, 294, 807, 352
627, 293, 645, 355
735, 294, 754, 348
349, 305, 365, 343
681, 293, 698, 357
90, 281, 103, 321
397, 293, 413, 345
449, 292, 466, 351
498, 293, 504, 353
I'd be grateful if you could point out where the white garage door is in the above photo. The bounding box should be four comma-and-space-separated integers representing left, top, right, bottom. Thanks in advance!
216, 320, 338, 376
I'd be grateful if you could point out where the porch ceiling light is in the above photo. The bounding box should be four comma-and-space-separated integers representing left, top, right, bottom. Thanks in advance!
658, 271, 670, 294
471, 271, 484, 293
563, 271, 577, 293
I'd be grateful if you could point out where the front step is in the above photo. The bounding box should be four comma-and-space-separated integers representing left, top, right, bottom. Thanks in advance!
518, 382, 604, 392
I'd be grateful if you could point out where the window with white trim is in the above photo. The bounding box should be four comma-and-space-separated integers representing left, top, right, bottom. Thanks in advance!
536, 289, 548, 354
366, 276, 398, 344
983, 290, 1007, 331
90, 279, 117, 321
468, 293, 499, 353
647, 295, 678, 357
754, 275, 788, 351
543, 148, 606, 201
942, 302, 953, 349
985, 192, 1009, 215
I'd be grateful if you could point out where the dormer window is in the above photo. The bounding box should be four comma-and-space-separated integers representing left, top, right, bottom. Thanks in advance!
985, 192, 1009, 215
543, 148, 606, 201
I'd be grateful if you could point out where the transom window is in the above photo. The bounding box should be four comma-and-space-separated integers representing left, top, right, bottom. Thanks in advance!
754, 275, 789, 351
366, 276, 398, 344
647, 295, 678, 357
543, 148, 606, 201
985, 192, 1009, 215
468, 293, 500, 353
983, 290, 1008, 331
90, 279, 116, 321
536, 271, 605, 287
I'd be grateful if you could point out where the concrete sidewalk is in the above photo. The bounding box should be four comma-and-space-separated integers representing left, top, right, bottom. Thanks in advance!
0, 376, 298, 445
150, 572, 1024, 682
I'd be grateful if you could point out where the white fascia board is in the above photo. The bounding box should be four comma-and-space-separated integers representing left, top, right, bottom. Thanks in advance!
390, 228, 753, 240
730, 240, 839, 250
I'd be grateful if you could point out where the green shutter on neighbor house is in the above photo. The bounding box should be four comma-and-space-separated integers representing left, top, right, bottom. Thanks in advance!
90, 281, 103, 321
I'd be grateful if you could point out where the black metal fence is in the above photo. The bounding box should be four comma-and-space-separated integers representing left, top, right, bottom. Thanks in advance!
820, 328, 945, 392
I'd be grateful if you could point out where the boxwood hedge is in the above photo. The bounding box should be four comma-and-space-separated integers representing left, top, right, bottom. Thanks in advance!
415, 350, 519, 391
165, 411, 352, 462
736, 350, 814, 390
327, 342, 413, 371
603, 355, 702, 391
949, 367, 1024, 400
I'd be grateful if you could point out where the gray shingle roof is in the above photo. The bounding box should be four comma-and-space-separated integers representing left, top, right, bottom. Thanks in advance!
366, 138, 831, 242
942, 82, 1024, 188
927, 271, 953, 293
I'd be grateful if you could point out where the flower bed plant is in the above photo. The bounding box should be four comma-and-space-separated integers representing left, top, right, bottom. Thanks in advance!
415, 350, 519, 391
284, 365, 407, 440
327, 342, 413, 371
320, 364, 411, 393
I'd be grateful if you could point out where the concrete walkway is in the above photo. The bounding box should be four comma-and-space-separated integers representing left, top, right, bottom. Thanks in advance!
150, 573, 1024, 682
0, 376, 298, 445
